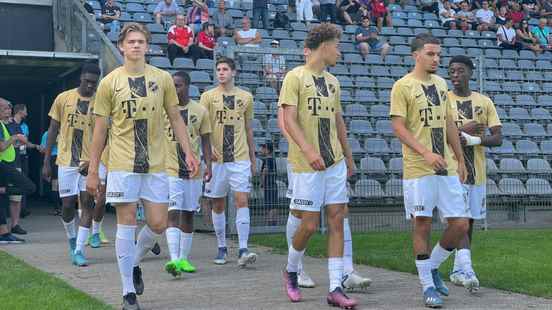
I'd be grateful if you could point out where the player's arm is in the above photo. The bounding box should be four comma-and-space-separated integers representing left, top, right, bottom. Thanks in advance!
41, 119, 60, 180
88, 116, 108, 177
166, 105, 200, 177
244, 117, 257, 175
0, 129, 18, 151
446, 117, 467, 183
277, 107, 291, 141
200, 133, 212, 182
282, 105, 325, 170
336, 111, 355, 178
481, 125, 502, 147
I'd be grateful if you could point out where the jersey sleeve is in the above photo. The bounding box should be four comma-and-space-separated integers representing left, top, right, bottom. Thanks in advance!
163, 72, 179, 111
278, 71, 300, 107
199, 108, 212, 135
486, 98, 502, 128
334, 80, 342, 113
389, 81, 408, 118
245, 93, 254, 120
445, 90, 458, 122
48, 93, 64, 122
199, 91, 211, 114
94, 76, 113, 117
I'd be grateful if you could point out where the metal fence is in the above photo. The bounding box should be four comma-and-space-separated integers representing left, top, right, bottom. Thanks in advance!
52, 0, 123, 74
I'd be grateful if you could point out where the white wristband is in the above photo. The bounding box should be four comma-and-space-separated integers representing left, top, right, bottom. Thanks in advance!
461, 131, 482, 146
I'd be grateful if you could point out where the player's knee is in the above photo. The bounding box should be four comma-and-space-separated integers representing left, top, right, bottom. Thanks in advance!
454, 219, 470, 235
147, 220, 167, 234
302, 219, 319, 235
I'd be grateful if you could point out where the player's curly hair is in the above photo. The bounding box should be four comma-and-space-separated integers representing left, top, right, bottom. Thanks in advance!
117, 22, 151, 45
304, 23, 341, 50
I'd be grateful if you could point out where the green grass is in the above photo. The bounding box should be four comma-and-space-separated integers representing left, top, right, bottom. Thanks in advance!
0, 251, 112, 310
251, 229, 552, 298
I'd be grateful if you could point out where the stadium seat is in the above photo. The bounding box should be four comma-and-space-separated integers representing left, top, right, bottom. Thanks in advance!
344, 104, 369, 117
189, 71, 211, 84
516, 139, 540, 155
146, 23, 165, 34
365, 138, 390, 155
354, 179, 385, 198
370, 105, 389, 117
375, 120, 393, 136
189, 85, 200, 98
541, 140, 552, 154
492, 139, 515, 155
523, 124, 546, 138
527, 159, 552, 174
275, 157, 288, 176
360, 157, 387, 174
278, 140, 288, 153
266, 118, 279, 134
126, 3, 145, 13
388, 157, 402, 174
531, 108, 552, 121
486, 179, 501, 196
355, 90, 377, 102
348, 138, 365, 156
498, 178, 527, 195
385, 178, 403, 197
509, 107, 530, 120
250, 119, 264, 136
390, 138, 402, 154
350, 120, 374, 136
487, 158, 498, 175
149, 56, 171, 69
133, 12, 153, 23
494, 94, 514, 106
499, 158, 526, 173
173, 58, 195, 70
501, 123, 523, 138
526, 178, 552, 196
515, 95, 537, 107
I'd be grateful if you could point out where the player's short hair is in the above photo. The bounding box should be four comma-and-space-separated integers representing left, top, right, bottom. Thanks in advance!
216, 56, 236, 71
410, 33, 441, 53
173, 71, 191, 86
118, 22, 151, 45
81, 62, 101, 76
13, 104, 27, 114
304, 23, 342, 50
449, 55, 474, 70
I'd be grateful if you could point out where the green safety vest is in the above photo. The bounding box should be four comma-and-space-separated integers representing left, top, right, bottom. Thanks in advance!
0, 122, 15, 163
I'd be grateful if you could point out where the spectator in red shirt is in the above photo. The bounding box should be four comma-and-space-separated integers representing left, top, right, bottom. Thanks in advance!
167, 15, 194, 65
191, 23, 216, 63
508, 2, 525, 27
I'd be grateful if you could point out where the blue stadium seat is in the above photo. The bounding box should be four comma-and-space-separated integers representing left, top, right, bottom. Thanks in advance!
360, 157, 387, 174
516, 139, 540, 154
499, 178, 527, 195
126, 3, 145, 13
375, 120, 393, 136
278, 140, 288, 154
388, 157, 402, 174
542, 140, 552, 154
487, 158, 498, 175
499, 158, 526, 173
518, 59, 536, 70
266, 118, 279, 134
189, 85, 200, 98
523, 124, 546, 138
271, 29, 289, 40
390, 138, 402, 154
196, 59, 214, 70
538, 95, 552, 106
502, 123, 524, 138
147, 23, 165, 34
350, 120, 374, 136
291, 22, 307, 31
531, 108, 552, 121
370, 105, 389, 117
487, 179, 501, 196
365, 138, 390, 155
189, 71, 212, 84
355, 76, 375, 88
344, 53, 363, 64
492, 139, 515, 154
385, 178, 403, 197
509, 107, 530, 120
519, 50, 537, 59
354, 179, 385, 198
147, 44, 164, 56
536, 60, 552, 69
527, 159, 552, 174
526, 178, 552, 196
133, 12, 153, 23
151, 34, 167, 45
173, 58, 195, 70
149, 56, 171, 69
355, 90, 377, 102
344, 104, 369, 117
348, 138, 365, 156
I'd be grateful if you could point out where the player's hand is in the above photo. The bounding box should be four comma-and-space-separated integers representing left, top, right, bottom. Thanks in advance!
42, 162, 52, 182
345, 156, 356, 178
211, 148, 220, 162
461, 121, 485, 136
457, 161, 468, 184
86, 172, 100, 197
204, 166, 212, 183
186, 154, 200, 178
250, 159, 256, 176
422, 151, 447, 171
304, 146, 325, 171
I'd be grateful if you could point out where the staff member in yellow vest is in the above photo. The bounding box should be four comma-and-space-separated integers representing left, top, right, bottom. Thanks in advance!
0, 98, 35, 244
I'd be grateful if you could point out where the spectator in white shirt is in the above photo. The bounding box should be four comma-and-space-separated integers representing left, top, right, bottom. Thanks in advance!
234, 16, 262, 47
497, 19, 523, 49
439, 0, 459, 29
154, 0, 181, 26
475, 0, 496, 31
263, 40, 287, 89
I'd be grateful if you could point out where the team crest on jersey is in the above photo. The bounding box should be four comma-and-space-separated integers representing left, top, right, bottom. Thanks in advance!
148, 81, 159, 93
474, 106, 483, 116
313, 76, 329, 97
128, 76, 147, 98
236, 98, 245, 109
457, 100, 473, 119
223, 95, 235, 109
328, 83, 336, 95
189, 114, 198, 124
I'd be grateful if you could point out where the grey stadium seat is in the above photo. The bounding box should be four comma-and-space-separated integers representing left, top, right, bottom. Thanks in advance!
499, 158, 526, 173
531, 108, 552, 120
509, 107, 530, 120
385, 178, 403, 197
350, 120, 374, 136
189, 71, 211, 84
173, 58, 195, 70
388, 157, 403, 174
365, 138, 390, 155
526, 178, 552, 196
149, 56, 171, 69
375, 120, 394, 135
523, 124, 546, 138
487, 179, 501, 196
527, 159, 552, 174
354, 179, 385, 198
516, 139, 540, 155
348, 138, 364, 156
498, 178, 527, 195
360, 157, 387, 174
487, 158, 498, 175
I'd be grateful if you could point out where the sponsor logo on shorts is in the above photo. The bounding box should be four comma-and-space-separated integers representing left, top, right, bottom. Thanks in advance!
106, 191, 125, 198
293, 199, 313, 206
414, 205, 424, 212
59, 189, 71, 194
169, 201, 177, 207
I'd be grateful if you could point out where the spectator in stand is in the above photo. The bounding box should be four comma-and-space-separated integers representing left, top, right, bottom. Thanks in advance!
497, 18, 523, 49
458, 1, 477, 30
355, 16, 391, 60
99, 0, 121, 34
371, 0, 393, 31
167, 15, 195, 65
522, 0, 540, 17
495, 5, 509, 25
540, 0, 552, 17
531, 17, 552, 50
154, 0, 181, 26
191, 22, 216, 63
212, 0, 233, 37
260, 142, 278, 226
440, 0, 459, 29
252, 0, 269, 29
263, 40, 287, 89
476, 0, 496, 31
507, 2, 525, 27
419, 0, 439, 14
296, 0, 314, 25
187, 0, 209, 34
234, 16, 262, 47
319, 0, 337, 23
517, 19, 544, 53
339, 0, 364, 25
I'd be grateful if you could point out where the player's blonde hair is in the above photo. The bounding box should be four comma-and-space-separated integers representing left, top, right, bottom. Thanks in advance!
117, 22, 151, 45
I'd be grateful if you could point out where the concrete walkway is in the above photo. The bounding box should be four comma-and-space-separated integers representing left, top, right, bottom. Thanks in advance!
2, 208, 551, 310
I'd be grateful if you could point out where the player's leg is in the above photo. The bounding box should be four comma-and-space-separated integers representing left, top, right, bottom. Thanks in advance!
89, 163, 108, 247
73, 189, 95, 266
342, 205, 372, 291
205, 162, 229, 264
58, 166, 81, 262
165, 176, 184, 276
228, 160, 256, 267
174, 179, 201, 273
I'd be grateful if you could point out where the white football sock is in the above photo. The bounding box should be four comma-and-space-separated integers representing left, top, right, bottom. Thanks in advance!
416, 258, 435, 292
75, 226, 90, 253
211, 211, 226, 248
286, 213, 303, 271
328, 257, 344, 292
343, 218, 354, 275
134, 225, 161, 267
62, 218, 77, 239
287, 245, 305, 273
92, 220, 102, 235
236, 207, 250, 250
116, 224, 136, 295
456, 249, 474, 274
430, 243, 453, 270
180, 232, 193, 260
166, 227, 181, 262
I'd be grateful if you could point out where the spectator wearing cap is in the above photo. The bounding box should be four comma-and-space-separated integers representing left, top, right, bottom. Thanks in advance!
99, 0, 121, 34
517, 19, 543, 53
212, 0, 233, 37
440, 0, 459, 29
187, 0, 210, 34
475, 0, 496, 31
154, 0, 181, 26
497, 18, 523, 49
531, 17, 552, 50
354, 16, 391, 60
263, 40, 287, 89
234, 16, 262, 47
191, 22, 216, 63
166, 15, 194, 65
260, 142, 278, 226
